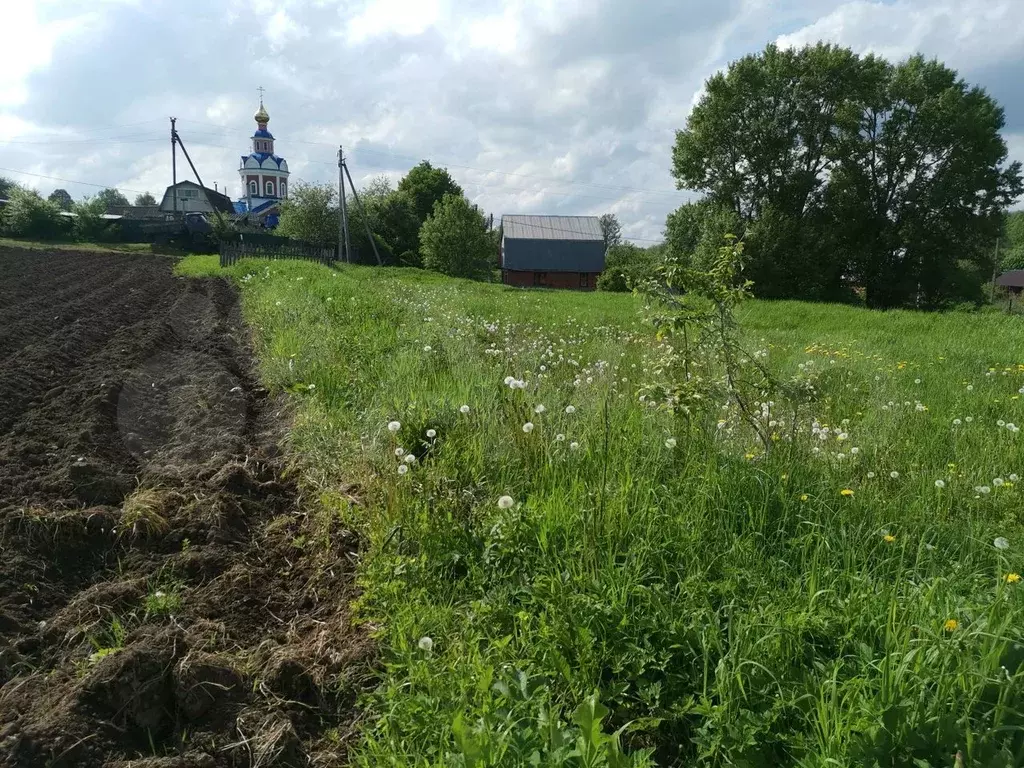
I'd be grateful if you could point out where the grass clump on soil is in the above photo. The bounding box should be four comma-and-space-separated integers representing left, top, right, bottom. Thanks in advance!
179, 254, 1024, 766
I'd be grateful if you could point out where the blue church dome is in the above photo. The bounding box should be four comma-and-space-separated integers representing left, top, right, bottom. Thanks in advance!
253, 128, 274, 139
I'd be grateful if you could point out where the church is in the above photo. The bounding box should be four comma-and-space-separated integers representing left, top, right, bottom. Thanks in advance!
235, 94, 290, 227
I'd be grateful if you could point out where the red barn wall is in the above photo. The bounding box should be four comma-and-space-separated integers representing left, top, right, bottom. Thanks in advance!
502, 270, 600, 291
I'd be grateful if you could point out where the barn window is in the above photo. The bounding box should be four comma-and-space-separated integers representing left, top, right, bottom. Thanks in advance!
249, 180, 257, 195
580, 273, 589, 288
265, 180, 274, 196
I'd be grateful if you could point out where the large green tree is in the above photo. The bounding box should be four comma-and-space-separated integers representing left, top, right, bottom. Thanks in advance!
47, 188, 73, 211
276, 182, 338, 248
134, 191, 157, 206
420, 193, 493, 279
1003, 211, 1024, 271
599, 213, 622, 249
830, 55, 1023, 307
346, 176, 420, 264
672, 43, 1023, 308
0, 177, 19, 199
95, 188, 130, 210
398, 161, 463, 226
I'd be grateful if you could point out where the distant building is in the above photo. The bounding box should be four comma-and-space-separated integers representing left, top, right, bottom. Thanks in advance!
500, 215, 606, 290
236, 95, 289, 227
158, 180, 235, 217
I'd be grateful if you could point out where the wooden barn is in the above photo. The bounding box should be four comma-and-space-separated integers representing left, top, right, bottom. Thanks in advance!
500, 215, 606, 290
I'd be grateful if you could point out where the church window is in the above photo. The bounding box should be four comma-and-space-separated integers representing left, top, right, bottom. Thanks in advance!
265, 180, 275, 196
281, 181, 287, 198
249, 180, 257, 195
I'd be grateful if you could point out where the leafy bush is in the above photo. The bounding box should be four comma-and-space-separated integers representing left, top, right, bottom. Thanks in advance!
0, 187, 70, 240
420, 193, 494, 279
598, 244, 659, 292
72, 197, 112, 241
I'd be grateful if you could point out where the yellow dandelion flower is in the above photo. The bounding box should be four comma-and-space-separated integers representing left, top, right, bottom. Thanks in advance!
943, 619, 958, 632
840, 488, 854, 497
800, 494, 809, 502
883, 534, 896, 543
744, 452, 756, 460
1006, 573, 1021, 584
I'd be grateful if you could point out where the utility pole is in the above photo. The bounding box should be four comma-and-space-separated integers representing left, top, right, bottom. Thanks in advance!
170, 117, 177, 215
338, 145, 350, 262
991, 237, 1001, 303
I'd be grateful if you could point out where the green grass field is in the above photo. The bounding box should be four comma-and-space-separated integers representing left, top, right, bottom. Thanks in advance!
180, 255, 1024, 767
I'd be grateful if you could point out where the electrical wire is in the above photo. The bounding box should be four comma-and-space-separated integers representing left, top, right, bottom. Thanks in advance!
173, 119, 683, 198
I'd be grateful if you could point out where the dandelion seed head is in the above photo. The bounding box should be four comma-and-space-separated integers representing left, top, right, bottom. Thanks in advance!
565, 405, 576, 414
426, 429, 437, 439
418, 636, 434, 652
665, 437, 677, 449
397, 464, 409, 475
935, 479, 946, 489
994, 537, 1010, 550
498, 495, 515, 509
460, 405, 470, 414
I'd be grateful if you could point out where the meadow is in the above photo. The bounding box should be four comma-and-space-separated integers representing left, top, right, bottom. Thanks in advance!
180, 256, 1024, 767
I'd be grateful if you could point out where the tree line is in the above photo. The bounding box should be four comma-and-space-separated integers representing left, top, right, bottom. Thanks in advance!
0, 179, 158, 241
276, 161, 499, 279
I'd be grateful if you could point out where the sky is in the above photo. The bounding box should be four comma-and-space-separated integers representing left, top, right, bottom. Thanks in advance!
2, 0, 1023, 243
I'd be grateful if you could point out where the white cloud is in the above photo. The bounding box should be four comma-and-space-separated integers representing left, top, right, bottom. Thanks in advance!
2, 0, 1022, 240
265, 9, 310, 51
775, 0, 1024, 71
346, 0, 442, 43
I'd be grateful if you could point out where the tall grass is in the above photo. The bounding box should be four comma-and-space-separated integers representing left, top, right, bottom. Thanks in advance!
181, 256, 1024, 766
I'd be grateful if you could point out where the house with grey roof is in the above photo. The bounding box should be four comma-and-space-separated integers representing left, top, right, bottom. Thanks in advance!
500, 215, 606, 290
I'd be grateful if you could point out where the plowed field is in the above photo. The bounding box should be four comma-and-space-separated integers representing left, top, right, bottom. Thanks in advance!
0, 247, 367, 768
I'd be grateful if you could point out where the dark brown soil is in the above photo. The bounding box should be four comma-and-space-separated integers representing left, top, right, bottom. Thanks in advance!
0, 247, 370, 767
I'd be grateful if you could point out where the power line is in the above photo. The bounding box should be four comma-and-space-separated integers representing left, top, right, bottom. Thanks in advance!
1, 120, 167, 141
0, 167, 149, 195
0, 135, 165, 146
176, 137, 679, 207
0, 165, 663, 243
173, 119, 683, 198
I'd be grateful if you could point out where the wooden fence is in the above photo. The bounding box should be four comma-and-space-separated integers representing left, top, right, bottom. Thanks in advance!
219, 241, 337, 268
